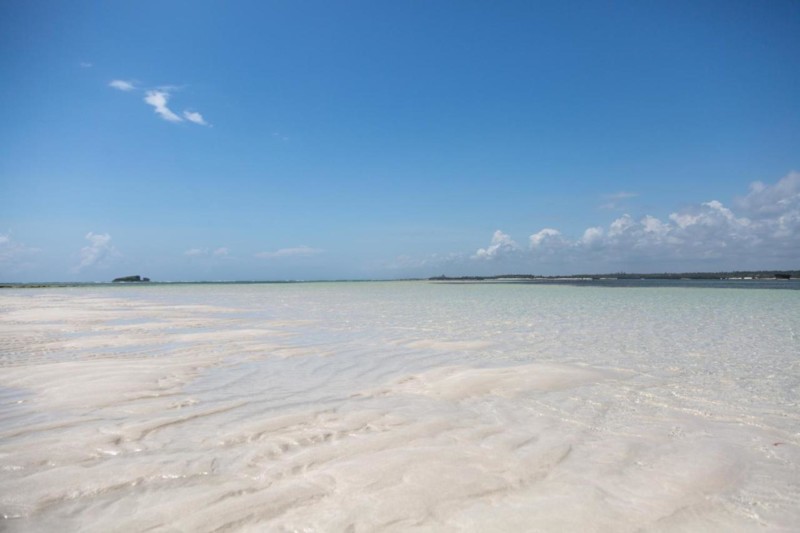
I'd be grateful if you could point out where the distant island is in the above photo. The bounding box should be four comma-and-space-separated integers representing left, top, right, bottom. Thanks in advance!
112, 275, 151, 283
429, 270, 796, 281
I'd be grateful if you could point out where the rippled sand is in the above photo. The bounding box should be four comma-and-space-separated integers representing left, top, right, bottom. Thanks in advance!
1, 282, 799, 531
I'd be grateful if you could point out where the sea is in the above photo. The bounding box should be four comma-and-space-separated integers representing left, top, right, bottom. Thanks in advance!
1, 280, 798, 531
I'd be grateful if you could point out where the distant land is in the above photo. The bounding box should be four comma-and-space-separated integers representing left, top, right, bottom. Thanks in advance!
112, 275, 150, 283
1, 270, 798, 289
429, 270, 797, 281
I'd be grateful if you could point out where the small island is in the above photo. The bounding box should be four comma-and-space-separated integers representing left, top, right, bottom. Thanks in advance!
112, 275, 151, 283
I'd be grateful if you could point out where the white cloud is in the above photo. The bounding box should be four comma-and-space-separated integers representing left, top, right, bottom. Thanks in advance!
580, 226, 604, 246
184, 248, 208, 257
80, 62, 93, 69
528, 229, 569, 261
529, 228, 564, 248
471, 172, 800, 270
608, 214, 635, 235
213, 247, 228, 256
144, 90, 183, 122
255, 246, 323, 259
109, 79, 136, 91
736, 171, 800, 218
473, 230, 520, 260
76, 232, 119, 271
641, 215, 669, 236
183, 110, 209, 126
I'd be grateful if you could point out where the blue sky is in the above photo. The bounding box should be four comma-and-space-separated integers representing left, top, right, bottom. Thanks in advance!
1, 1, 799, 281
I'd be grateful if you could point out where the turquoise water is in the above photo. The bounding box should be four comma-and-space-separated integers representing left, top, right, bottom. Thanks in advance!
1, 282, 798, 531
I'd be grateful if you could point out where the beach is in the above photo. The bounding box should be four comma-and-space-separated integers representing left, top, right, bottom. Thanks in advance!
1, 281, 799, 531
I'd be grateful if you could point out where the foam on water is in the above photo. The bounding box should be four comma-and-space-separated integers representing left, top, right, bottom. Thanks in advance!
1, 282, 798, 531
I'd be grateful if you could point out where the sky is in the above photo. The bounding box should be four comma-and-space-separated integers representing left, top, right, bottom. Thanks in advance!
1, 0, 799, 281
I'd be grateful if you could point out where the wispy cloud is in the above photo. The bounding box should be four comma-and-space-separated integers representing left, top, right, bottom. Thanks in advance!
605, 191, 638, 200
599, 191, 639, 210
144, 90, 183, 122
255, 246, 323, 259
80, 62, 93, 69
183, 110, 210, 126
76, 232, 120, 271
109, 79, 209, 126
184, 246, 229, 257
109, 79, 136, 91
0, 232, 39, 267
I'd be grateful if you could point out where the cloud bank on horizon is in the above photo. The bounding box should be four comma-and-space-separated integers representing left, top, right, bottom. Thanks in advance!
467, 172, 799, 273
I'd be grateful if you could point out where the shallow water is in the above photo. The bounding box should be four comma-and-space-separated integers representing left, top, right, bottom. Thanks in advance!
1, 282, 798, 531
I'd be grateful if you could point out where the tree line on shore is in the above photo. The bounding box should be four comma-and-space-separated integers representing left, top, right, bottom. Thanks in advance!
429, 270, 797, 281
